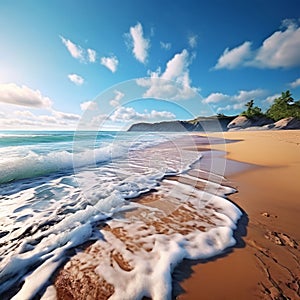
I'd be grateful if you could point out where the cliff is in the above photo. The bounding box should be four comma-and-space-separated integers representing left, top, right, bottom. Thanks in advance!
228, 116, 300, 131
127, 116, 237, 132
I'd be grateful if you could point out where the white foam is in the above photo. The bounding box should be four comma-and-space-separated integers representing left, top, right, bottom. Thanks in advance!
0, 134, 242, 299
86, 188, 241, 300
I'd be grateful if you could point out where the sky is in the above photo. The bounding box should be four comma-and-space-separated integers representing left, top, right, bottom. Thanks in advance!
0, 0, 300, 130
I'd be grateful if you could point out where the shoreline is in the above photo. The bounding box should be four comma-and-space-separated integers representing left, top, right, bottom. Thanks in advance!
51, 130, 300, 299
177, 130, 300, 299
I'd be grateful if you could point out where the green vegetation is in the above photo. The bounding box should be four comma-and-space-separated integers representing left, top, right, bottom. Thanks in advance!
266, 91, 300, 121
240, 90, 300, 121
241, 99, 263, 118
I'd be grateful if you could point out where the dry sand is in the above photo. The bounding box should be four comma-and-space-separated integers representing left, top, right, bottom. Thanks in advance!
177, 130, 300, 300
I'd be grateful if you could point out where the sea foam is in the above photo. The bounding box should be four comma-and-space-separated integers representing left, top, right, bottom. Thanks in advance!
0, 133, 241, 299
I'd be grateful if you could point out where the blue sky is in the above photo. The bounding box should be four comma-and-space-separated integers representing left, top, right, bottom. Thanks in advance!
0, 0, 300, 130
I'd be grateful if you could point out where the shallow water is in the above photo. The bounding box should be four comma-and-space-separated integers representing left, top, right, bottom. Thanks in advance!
0, 131, 241, 299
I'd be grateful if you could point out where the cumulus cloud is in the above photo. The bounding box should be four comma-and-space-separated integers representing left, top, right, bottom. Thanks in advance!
136, 49, 198, 100
214, 41, 252, 70
80, 101, 98, 111
109, 90, 124, 107
87, 48, 96, 62
205, 89, 266, 112
68, 74, 84, 85
202, 92, 230, 104
101, 55, 119, 73
160, 41, 171, 50
251, 20, 300, 68
234, 89, 265, 102
264, 93, 282, 104
0, 107, 81, 129
289, 78, 300, 88
60, 36, 84, 61
60, 36, 98, 63
0, 83, 52, 108
162, 49, 190, 81
188, 34, 198, 48
52, 110, 80, 121
215, 20, 300, 69
109, 106, 175, 122
125, 22, 150, 63
13, 110, 36, 119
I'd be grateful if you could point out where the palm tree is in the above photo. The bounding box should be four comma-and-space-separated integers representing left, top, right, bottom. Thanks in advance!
281, 90, 293, 105
245, 100, 254, 113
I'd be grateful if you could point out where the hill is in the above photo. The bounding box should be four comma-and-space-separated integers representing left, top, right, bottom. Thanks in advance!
127, 115, 237, 132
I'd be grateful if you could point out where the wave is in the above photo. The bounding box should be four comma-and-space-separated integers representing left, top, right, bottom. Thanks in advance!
0, 132, 177, 185
0, 145, 125, 185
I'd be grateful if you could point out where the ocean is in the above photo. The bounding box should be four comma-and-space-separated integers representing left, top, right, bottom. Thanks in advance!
0, 131, 241, 299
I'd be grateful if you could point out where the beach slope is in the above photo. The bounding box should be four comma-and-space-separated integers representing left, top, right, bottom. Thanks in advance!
178, 130, 300, 300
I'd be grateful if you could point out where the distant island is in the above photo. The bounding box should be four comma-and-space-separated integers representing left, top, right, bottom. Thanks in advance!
128, 90, 300, 132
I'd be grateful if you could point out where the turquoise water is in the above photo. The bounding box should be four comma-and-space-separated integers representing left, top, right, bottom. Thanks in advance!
0, 131, 241, 299
0, 131, 168, 184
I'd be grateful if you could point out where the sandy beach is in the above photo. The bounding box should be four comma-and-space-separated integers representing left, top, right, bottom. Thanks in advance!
177, 130, 300, 300
52, 130, 300, 300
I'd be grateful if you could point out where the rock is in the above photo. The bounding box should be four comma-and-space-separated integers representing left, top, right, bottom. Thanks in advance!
273, 117, 300, 130
227, 116, 273, 130
128, 116, 237, 132
261, 212, 270, 217
264, 231, 283, 245
264, 231, 298, 248
277, 233, 298, 249
227, 116, 252, 129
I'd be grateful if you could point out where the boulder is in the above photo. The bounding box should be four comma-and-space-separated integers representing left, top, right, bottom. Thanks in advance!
273, 117, 300, 129
227, 115, 273, 129
227, 116, 252, 129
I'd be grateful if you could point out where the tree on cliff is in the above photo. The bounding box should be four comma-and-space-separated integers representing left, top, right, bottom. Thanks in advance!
266, 90, 300, 121
241, 100, 263, 118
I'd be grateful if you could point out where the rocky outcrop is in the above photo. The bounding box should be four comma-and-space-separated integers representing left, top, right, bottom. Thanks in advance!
228, 115, 300, 131
228, 115, 273, 130
128, 115, 300, 132
128, 116, 237, 132
267, 117, 300, 130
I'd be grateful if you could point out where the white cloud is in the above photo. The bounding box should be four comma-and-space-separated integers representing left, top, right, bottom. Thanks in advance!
60, 36, 84, 61
13, 110, 36, 119
87, 48, 96, 63
289, 78, 300, 88
101, 55, 119, 73
136, 49, 198, 100
251, 20, 300, 68
202, 92, 230, 104
126, 22, 150, 63
214, 41, 252, 70
206, 89, 266, 111
160, 41, 171, 50
0, 83, 52, 108
60, 36, 98, 64
188, 34, 198, 48
216, 105, 232, 113
215, 20, 300, 69
0, 107, 81, 130
234, 89, 265, 102
52, 110, 80, 121
68, 74, 84, 85
109, 90, 124, 107
109, 106, 175, 122
162, 49, 189, 81
80, 101, 98, 111
264, 93, 281, 104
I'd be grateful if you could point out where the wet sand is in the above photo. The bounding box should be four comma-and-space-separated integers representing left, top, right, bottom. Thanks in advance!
177, 130, 300, 300
53, 130, 300, 299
